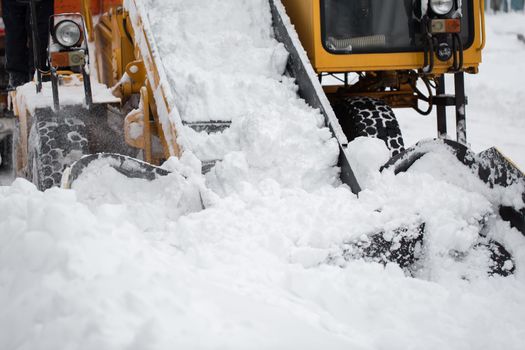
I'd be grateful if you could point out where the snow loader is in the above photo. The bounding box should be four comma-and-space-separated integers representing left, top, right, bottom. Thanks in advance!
3, 0, 524, 274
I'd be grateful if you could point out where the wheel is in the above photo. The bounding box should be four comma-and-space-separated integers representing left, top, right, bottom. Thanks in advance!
27, 109, 89, 190
334, 96, 405, 156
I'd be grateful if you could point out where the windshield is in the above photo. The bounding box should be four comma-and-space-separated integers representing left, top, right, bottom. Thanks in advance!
321, 0, 473, 54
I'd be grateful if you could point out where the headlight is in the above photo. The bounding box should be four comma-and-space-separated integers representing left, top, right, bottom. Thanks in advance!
430, 0, 454, 15
54, 20, 82, 48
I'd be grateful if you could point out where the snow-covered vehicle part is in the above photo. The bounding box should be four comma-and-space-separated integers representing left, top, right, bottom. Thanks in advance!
330, 223, 426, 271
384, 139, 525, 236
62, 153, 171, 189
371, 138, 524, 275
329, 199, 516, 277
337, 211, 516, 277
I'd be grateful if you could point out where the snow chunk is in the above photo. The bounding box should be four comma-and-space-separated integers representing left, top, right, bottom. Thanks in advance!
345, 137, 390, 189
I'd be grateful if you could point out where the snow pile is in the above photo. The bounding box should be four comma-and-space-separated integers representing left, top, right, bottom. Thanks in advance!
1, 154, 525, 348
345, 137, 390, 188
70, 155, 204, 225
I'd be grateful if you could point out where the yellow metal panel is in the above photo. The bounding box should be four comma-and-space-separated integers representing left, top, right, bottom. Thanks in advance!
280, 0, 316, 66
282, 0, 484, 74
94, 9, 135, 87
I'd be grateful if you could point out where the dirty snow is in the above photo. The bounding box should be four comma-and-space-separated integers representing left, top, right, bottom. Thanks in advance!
1, 3, 525, 350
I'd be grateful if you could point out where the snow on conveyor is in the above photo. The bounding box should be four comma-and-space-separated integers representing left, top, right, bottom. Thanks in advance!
1, 2, 525, 349
144, 0, 340, 176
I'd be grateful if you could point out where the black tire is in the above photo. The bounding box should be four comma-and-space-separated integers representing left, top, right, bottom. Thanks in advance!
27, 110, 89, 191
334, 96, 405, 156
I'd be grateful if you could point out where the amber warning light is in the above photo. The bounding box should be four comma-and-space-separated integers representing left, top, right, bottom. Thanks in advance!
51, 51, 86, 68
430, 19, 461, 34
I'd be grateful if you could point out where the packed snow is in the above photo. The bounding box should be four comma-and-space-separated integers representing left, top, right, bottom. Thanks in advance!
1, 2, 525, 350
14, 79, 118, 116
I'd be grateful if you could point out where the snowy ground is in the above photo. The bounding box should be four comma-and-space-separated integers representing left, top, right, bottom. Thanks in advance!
1, 3, 525, 350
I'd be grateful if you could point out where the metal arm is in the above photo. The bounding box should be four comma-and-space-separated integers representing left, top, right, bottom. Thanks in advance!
17, 0, 43, 93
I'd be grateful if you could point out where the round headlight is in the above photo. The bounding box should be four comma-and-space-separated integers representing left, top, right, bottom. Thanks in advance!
430, 0, 454, 15
54, 20, 82, 48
